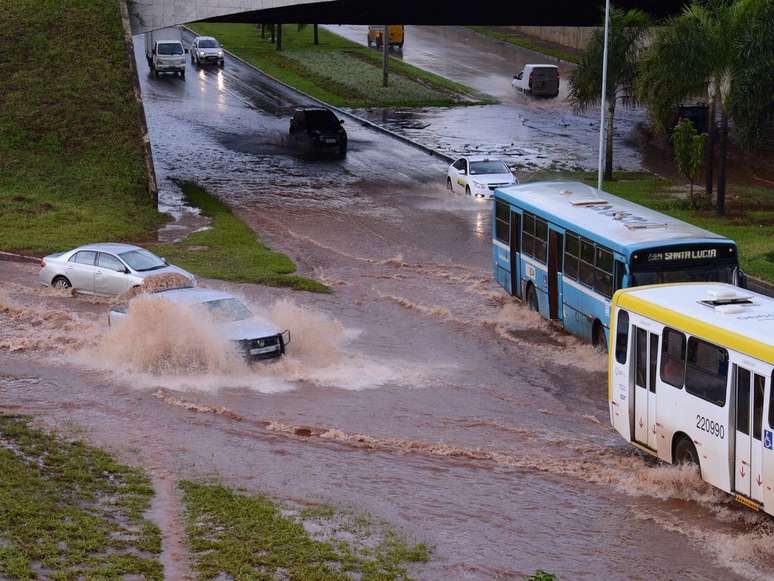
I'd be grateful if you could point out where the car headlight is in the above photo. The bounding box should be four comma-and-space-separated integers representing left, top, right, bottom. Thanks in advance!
472, 181, 487, 189
218, 50, 223, 57
199, 50, 206, 56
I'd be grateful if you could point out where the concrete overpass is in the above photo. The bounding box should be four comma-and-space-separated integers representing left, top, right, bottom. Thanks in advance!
129, 0, 683, 34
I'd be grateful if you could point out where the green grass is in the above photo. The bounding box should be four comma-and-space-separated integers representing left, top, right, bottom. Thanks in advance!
525, 571, 557, 581
151, 182, 328, 292
187, 23, 495, 107
180, 481, 430, 580
0, 416, 162, 580
532, 171, 774, 283
468, 26, 581, 64
0, 0, 165, 255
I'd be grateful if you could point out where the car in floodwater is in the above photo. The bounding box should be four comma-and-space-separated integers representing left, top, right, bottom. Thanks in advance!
38, 243, 196, 296
108, 287, 291, 361
289, 108, 348, 159
190, 35, 225, 68
446, 156, 518, 199
512, 64, 560, 98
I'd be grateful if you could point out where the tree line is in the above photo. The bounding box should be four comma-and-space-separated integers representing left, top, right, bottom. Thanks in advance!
570, 0, 774, 215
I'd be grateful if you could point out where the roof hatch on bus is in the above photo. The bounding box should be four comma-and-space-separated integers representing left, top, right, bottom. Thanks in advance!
699, 288, 755, 311
571, 198, 608, 206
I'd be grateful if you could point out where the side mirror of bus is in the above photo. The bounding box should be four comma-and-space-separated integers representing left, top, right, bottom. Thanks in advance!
738, 270, 748, 289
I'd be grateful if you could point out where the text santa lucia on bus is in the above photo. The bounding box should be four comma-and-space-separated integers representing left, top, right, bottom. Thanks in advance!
609, 283, 774, 514
492, 182, 744, 349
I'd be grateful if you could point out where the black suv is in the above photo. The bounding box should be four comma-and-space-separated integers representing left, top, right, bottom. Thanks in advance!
289, 108, 347, 158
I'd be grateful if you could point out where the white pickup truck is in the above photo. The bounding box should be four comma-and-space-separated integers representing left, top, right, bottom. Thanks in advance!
145, 27, 186, 79
512, 64, 560, 98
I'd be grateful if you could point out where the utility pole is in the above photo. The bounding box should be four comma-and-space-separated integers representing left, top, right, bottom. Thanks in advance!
276, 23, 282, 51
596, 0, 610, 192
382, 25, 389, 87
270, 24, 275, 43
314, 23, 319, 45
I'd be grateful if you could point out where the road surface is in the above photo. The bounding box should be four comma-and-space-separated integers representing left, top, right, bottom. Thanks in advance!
325, 25, 645, 173
0, 31, 770, 581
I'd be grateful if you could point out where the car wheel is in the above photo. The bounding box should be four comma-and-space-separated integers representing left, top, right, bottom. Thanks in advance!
465, 186, 471, 197
219, 60, 225, 68
527, 284, 539, 312
154, 68, 160, 78
447, 177, 453, 192
52, 276, 71, 290
180, 70, 185, 79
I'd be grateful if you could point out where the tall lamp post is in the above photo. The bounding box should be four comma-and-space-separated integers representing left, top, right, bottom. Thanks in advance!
382, 25, 389, 87
597, 0, 611, 192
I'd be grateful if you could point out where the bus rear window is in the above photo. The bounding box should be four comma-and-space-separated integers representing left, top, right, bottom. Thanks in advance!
685, 337, 728, 406
495, 201, 510, 244
614, 310, 629, 364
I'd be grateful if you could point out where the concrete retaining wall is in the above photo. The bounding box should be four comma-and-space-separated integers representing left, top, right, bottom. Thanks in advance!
509, 26, 598, 51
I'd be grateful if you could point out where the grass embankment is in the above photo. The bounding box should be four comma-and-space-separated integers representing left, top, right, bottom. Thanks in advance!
0, 0, 164, 255
152, 182, 328, 292
468, 26, 581, 64
188, 23, 494, 107
0, 416, 162, 579
535, 171, 773, 282
181, 481, 430, 580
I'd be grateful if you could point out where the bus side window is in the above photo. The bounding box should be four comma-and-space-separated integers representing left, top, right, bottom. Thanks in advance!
579, 238, 595, 288
753, 374, 765, 440
522, 213, 535, 257
564, 232, 579, 280
635, 327, 647, 388
769, 371, 774, 428
495, 201, 510, 244
614, 260, 625, 291
614, 310, 629, 364
660, 327, 686, 388
685, 337, 729, 407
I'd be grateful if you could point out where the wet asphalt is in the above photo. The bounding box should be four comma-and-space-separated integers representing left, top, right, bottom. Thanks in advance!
326, 25, 645, 173
0, 29, 770, 581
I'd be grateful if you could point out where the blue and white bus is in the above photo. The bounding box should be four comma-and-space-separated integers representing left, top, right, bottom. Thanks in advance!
492, 181, 743, 349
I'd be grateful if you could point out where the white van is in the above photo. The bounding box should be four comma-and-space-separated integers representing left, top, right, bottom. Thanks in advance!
512, 64, 560, 98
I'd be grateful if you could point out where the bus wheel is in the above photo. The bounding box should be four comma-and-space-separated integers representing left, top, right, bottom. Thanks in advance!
592, 322, 607, 352
447, 177, 453, 191
674, 436, 700, 469
526, 285, 539, 312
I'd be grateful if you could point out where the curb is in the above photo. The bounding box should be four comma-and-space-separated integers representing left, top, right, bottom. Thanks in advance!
747, 276, 774, 299
464, 26, 579, 66
181, 26, 454, 164
121, 0, 159, 208
0, 251, 39, 264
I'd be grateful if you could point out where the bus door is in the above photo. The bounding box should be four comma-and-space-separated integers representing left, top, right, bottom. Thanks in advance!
509, 211, 522, 299
733, 365, 766, 502
547, 229, 563, 320
633, 325, 659, 450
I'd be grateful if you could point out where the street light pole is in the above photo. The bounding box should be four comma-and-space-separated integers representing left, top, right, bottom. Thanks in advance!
382, 25, 389, 87
597, 0, 610, 192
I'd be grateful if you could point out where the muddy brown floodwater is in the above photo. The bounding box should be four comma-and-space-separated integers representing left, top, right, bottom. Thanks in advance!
1, 32, 773, 581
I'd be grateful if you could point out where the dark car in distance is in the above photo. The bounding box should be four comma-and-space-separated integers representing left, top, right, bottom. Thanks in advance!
289, 108, 347, 158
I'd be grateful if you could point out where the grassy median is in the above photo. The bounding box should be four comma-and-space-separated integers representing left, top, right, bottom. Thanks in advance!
0, 416, 162, 579
187, 23, 494, 107
0, 0, 164, 255
151, 182, 328, 292
181, 481, 430, 580
530, 171, 774, 283
468, 26, 581, 64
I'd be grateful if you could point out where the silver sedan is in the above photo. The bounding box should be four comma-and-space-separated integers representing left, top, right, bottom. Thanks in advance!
38, 243, 196, 296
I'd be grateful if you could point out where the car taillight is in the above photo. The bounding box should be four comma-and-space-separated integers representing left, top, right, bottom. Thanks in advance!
39, 259, 45, 268
529, 73, 533, 81
556, 73, 560, 80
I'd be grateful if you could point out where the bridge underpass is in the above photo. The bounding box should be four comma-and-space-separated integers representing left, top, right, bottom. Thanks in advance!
129, 0, 682, 33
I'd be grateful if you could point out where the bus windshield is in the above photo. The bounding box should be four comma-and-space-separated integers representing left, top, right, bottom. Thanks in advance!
630, 264, 736, 286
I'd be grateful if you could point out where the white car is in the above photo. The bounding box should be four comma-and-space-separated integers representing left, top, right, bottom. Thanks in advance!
190, 36, 225, 68
38, 243, 196, 296
109, 287, 291, 362
446, 156, 518, 199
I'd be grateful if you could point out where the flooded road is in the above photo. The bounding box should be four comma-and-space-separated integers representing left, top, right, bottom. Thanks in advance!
1, 31, 772, 581
325, 25, 645, 172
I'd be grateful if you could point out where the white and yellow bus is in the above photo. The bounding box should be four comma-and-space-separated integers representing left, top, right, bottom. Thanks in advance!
609, 282, 774, 513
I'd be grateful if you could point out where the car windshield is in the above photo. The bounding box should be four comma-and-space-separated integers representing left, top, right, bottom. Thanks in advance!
305, 110, 340, 131
157, 43, 183, 55
119, 249, 166, 271
198, 39, 219, 48
469, 161, 510, 175
203, 298, 252, 323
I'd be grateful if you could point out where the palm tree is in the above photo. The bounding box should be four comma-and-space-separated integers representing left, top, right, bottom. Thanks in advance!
569, 8, 651, 181
639, 1, 747, 215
